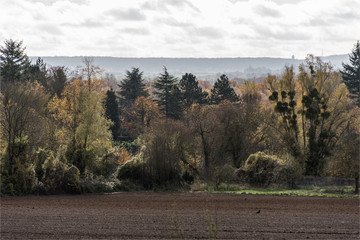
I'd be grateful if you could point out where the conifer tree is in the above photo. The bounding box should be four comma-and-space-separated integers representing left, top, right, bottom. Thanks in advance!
210, 74, 239, 104
105, 88, 120, 141
179, 73, 208, 108
118, 67, 148, 106
0, 39, 31, 88
341, 41, 360, 106
153, 67, 183, 119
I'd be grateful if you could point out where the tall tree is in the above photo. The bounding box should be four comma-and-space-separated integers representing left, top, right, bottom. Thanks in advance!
153, 67, 183, 119
340, 41, 360, 106
105, 88, 120, 141
118, 67, 148, 106
28, 57, 49, 88
179, 73, 208, 108
0, 82, 49, 175
0, 39, 31, 88
267, 66, 300, 157
210, 74, 239, 104
48, 66, 68, 97
48, 78, 112, 173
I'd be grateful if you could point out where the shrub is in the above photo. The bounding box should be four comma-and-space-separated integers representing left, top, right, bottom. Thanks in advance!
214, 164, 237, 189
182, 170, 194, 185
41, 154, 81, 194
238, 152, 301, 187
117, 156, 151, 189
143, 120, 190, 187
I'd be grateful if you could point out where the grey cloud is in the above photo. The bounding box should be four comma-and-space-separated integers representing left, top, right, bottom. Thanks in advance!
142, 0, 199, 13
227, 0, 249, 3
38, 23, 63, 35
269, 0, 305, 5
26, 0, 88, 6
61, 19, 105, 28
307, 18, 328, 26
189, 27, 223, 39
254, 5, 281, 17
107, 8, 146, 21
122, 28, 150, 36
156, 18, 193, 28
255, 25, 310, 41
336, 11, 360, 20
76, 19, 106, 28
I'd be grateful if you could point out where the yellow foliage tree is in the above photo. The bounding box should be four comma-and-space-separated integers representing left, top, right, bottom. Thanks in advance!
48, 78, 112, 173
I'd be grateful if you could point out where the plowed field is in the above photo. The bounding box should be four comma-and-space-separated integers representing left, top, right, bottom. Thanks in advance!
1, 192, 359, 239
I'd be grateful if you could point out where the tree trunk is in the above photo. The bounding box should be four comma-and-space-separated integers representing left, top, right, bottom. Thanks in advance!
355, 176, 359, 194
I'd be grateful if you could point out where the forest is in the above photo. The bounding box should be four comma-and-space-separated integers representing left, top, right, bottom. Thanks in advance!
0, 39, 359, 196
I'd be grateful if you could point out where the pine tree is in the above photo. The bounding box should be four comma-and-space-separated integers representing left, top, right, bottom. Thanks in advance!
210, 74, 239, 104
118, 67, 148, 106
341, 41, 360, 106
179, 73, 208, 108
105, 88, 120, 141
0, 39, 31, 88
153, 67, 183, 119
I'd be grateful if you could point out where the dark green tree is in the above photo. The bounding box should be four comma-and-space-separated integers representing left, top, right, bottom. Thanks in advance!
179, 73, 208, 108
48, 66, 68, 97
0, 39, 31, 88
153, 67, 183, 119
341, 41, 360, 106
301, 88, 331, 176
210, 74, 239, 104
118, 67, 148, 106
105, 88, 121, 141
28, 57, 49, 88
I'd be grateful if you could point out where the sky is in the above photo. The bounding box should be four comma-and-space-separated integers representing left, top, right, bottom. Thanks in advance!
0, 0, 359, 58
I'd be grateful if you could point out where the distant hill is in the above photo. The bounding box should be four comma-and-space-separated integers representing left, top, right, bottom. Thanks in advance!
30, 55, 349, 81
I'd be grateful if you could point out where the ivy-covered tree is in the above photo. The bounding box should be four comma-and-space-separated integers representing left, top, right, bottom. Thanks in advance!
0, 39, 31, 88
210, 74, 239, 104
298, 55, 351, 176
179, 73, 208, 108
268, 66, 300, 157
341, 41, 360, 106
153, 67, 183, 119
105, 88, 120, 141
118, 67, 148, 106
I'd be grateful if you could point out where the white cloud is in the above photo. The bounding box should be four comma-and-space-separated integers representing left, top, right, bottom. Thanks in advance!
0, 0, 358, 58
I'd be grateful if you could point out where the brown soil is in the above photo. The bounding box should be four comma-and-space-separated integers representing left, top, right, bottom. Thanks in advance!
1, 192, 359, 239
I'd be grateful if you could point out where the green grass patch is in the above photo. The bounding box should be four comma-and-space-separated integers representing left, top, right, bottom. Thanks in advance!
191, 182, 359, 198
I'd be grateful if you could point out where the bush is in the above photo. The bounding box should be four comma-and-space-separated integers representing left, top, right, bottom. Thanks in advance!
41, 154, 81, 194
238, 152, 301, 188
182, 170, 194, 185
118, 156, 153, 189
214, 164, 237, 189
143, 120, 190, 187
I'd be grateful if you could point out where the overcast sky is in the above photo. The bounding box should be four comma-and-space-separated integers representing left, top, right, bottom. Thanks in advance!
0, 0, 359, 58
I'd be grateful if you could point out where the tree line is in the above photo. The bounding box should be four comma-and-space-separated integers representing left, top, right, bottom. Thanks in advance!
0, 39, 359, 195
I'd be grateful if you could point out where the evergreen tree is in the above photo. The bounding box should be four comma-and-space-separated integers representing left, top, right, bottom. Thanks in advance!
341, 41, 360, 106
118, 67, 148, 106
179, 73, 208, 108
210, 74, 239, 104
0, 39, 31, 88
28, 57, 49, 88
153, 67, 183, 119
105, 88, 120, 141
48, 66, 68, 97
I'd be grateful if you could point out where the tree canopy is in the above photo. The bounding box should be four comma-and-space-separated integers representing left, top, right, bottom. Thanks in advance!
210, 74, 239, 104
341, 41, 360, 106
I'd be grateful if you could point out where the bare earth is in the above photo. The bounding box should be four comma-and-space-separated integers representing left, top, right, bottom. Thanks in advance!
1, 192, 359, 239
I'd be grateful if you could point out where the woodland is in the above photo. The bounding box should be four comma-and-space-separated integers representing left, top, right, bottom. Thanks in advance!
0, 39, 359, 195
